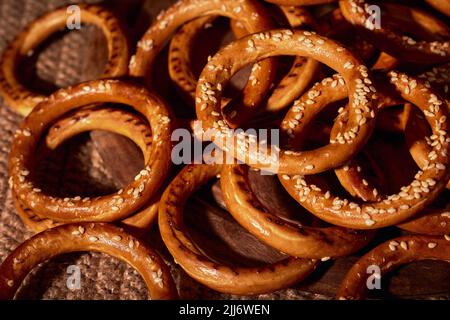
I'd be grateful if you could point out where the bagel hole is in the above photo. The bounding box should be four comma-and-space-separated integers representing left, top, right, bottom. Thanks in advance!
14, 252, 148, 300
379, 3, 450, 42
184, 177, 288, 268
18, 24, 108, 96
32, 126, 144, 198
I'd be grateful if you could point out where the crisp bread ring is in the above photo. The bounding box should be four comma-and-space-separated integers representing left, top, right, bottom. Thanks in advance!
11, 107, 160, 233
404, 103, 450, 190
168, 16, 217, 108
0, 4, 129, 116
279, 71, 450, 229
336, 235, 450, 300
130, 0, 277, 128
266, 6, 320, 112
231, 5, 321, 112
196, 29, 378, 175
221, 164, 375, 259
0, 223, 178, 300
318, 7, 376, 64
339, 0, 450, 64
330, 101, 450, 235
426, 0, 450, 17
9, 80, 174, 223
158, 163, 318, 295
332, 107, 450, 235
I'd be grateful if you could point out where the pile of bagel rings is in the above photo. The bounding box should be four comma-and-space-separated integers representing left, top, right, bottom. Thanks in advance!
0, 0, 449, 300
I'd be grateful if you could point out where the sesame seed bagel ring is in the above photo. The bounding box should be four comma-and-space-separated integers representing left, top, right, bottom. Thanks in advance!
336, 235, 450, 300
9, 79, 174, 223
130, 0, 277, 128
158, 164, 318, 295
0, 223, 178, 300
265, 6, 321, 112
339, 0, 450, 64
0, 4, 129, 116
418, 63, 450, 100
196, 29, 378, 175
426, 0, 450, 17
279, 71, 450, 229
12, 107, 160, 233
221, 164, 376, 259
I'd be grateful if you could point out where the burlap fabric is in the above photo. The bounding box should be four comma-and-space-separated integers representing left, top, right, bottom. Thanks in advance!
0, 0, 331, 300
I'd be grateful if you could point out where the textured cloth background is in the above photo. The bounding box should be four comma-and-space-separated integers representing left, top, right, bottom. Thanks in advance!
0, 0, 329, 300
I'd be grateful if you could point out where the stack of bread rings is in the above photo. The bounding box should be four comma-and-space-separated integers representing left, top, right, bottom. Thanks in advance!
0, 0, 448, 300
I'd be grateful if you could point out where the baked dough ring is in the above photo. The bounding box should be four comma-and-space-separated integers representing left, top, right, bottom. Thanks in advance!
221, 164, 375, 259
9, 80, 174, 223
158, 163, 318, 295
0, 223, 177, 300
196, 29, 378, 175
279, 71, 450, 229
418, 63, 450, 101
130, 0, 277, 128
337, 235, 450, 300
12, 107, 160, 233
0, 4, 129, 116
339, 0, 450, 64
398, 206, 450, 236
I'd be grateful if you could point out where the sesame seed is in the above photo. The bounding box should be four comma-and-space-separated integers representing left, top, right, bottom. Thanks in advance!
427, 242, 437, 249
89, 236, 99, 242
112, 235, 122, 241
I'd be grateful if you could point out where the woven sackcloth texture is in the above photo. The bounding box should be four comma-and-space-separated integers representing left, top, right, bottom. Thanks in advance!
0, 0, 330, 300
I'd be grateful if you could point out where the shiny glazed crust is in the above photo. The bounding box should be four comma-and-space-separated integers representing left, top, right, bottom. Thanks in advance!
9, 80, 174, 222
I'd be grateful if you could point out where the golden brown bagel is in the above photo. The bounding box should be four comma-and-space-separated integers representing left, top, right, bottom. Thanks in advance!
0, 4, 129, 116
196, 29, 378, 175
9, 80, 174, 223
158, 163, 318, 295
221, 164, 375, 259
0, 223, 177, 300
